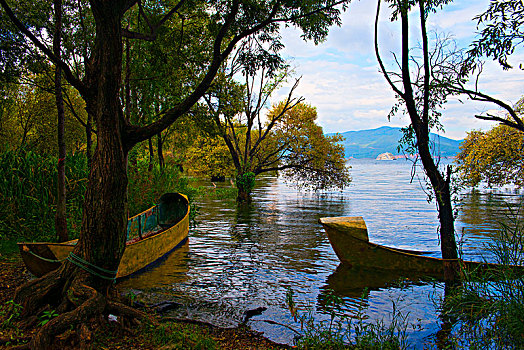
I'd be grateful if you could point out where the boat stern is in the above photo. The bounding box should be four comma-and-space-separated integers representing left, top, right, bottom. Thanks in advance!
17, 243, 62, 277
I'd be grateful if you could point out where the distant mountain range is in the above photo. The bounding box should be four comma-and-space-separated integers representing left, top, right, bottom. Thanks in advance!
330, 126, 462, 159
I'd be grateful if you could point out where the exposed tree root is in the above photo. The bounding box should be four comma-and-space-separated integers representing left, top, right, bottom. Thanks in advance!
12, 268, 154, 350
28, 282, 105, 349
14, 268, 65, 317
107, 300, 156, 325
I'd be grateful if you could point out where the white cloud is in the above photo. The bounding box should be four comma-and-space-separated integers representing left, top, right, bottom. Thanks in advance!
276, 0, 524, 140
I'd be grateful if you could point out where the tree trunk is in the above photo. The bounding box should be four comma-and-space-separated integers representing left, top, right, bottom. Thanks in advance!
237, 187, 251, 202
54, 0, 68, 242
14, 5, 137, 348
124, 36, 131, 123
148, 137, 154, 171
236, 172, 255, 203
74, 0, 129, 290
157, 132, 164, 169
86, 112, 92, 170
397, 4, 458, 282
413, 124, 458, 282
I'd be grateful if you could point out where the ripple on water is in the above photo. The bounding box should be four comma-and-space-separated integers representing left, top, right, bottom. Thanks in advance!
120, 159, 524, 348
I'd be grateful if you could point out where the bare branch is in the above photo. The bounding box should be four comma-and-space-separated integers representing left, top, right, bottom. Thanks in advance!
375, 0, 404, 98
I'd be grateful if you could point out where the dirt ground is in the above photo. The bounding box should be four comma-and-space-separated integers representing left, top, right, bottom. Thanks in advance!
0, 260, 290, 350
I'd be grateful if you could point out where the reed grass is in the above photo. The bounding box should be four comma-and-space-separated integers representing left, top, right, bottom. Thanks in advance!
286, 288, 411, 350
0, 149, 87, 243
438, 207, 524, 349
0, 148, 234, 257
127, 158, 202, 224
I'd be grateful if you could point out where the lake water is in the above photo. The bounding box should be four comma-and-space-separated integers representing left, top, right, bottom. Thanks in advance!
120, 158, 524, 348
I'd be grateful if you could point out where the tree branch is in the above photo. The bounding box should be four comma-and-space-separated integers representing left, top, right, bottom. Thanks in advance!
124, 0, 346, 147
0, 0, 86, 96
450, 86, 524, 131
375, 0, 404, 98
122, 0, 187, 41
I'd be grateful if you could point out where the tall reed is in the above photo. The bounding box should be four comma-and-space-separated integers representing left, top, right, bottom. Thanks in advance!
0, 149, 88, 242
438, 207, 524, 349
127, 158, 202, 223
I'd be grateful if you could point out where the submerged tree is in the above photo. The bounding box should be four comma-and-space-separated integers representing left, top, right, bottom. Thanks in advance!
456, 123, 524, 189
207, 66, 350, 202
375, 0, 460, 281
0, 0, 347, 347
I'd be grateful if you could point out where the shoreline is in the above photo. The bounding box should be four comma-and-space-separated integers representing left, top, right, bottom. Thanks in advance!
0, 258, 290, 349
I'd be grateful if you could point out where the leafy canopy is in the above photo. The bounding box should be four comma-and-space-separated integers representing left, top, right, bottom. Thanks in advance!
467, 0, 524, 70
456, 124, 524, 188
268, 101, 350, 191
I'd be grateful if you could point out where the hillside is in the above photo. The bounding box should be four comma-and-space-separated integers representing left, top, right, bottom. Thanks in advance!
331, 126, 462, 159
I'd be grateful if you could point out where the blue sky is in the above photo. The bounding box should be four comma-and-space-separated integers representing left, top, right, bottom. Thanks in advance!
274, 0, 524, 140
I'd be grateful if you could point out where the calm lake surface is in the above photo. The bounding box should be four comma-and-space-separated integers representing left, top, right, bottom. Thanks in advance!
120, 158, 524, 347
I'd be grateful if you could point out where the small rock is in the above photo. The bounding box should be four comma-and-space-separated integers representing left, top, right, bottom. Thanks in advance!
242, 306, 267, 323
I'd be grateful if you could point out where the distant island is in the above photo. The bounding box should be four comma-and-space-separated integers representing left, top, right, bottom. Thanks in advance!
329, 126, 462, 159
376, 152, 395, 160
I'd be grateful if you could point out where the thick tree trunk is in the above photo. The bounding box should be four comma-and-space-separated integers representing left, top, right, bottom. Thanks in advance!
74, 1, 129, 291
54, 0, 68, 242
86, 112, 92, 170
14, 5, 135, 348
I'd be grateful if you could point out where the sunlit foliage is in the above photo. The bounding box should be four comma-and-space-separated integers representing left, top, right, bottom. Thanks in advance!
456, 124, 524, 188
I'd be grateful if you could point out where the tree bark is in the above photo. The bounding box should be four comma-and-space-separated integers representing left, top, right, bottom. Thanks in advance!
156, 132, 164, 169
54, 0, 68, 242
397, 2, 458, 281
148, 137, 154, 171
76, 2, 129, 288
86, 112, 93, 170
15, 4, 130, 347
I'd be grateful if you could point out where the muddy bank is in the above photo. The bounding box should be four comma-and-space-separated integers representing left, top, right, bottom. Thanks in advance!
0, 259, 289, 349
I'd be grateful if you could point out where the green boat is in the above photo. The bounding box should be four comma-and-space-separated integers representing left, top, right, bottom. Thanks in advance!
18, 193, 189, 279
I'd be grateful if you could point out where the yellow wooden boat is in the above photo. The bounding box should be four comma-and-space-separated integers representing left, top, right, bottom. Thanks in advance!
18, 193, 189, 279
319, 216, 524, 280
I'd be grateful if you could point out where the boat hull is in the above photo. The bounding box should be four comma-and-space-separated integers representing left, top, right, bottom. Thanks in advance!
319, 216, 524, 280
18, 193, 190, 279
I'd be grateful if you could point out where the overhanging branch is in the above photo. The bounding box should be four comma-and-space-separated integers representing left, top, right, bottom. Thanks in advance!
0, 0, 86, 96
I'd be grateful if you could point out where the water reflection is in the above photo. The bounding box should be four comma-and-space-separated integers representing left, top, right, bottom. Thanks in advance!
119, 240, 190, 290
325, 264, 431, 299
120, 159, 523, 347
